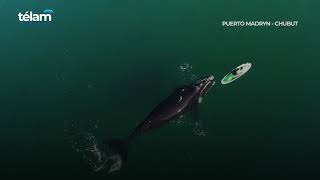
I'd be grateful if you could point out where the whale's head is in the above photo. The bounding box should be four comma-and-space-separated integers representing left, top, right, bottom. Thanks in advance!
193, 75, 215, 96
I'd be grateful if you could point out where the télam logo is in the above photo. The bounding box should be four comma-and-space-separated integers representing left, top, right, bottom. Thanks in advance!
18, 9, 53, 22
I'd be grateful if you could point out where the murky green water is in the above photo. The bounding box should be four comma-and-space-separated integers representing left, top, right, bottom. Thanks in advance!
1, 0, 319, 179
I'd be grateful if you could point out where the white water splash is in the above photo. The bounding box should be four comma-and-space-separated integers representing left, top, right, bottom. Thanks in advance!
178, 62, 198, 82
65, 118, 122, 174
107, 155, 122, 173
70, 132, 123, 173
171, 117, 208, 137
193, 122, 208, 136
179, 62, 193, 72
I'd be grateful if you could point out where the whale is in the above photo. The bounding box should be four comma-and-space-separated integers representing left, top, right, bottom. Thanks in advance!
104, 75, 215, 165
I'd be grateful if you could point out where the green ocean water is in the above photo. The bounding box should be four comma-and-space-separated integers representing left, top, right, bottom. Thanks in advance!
1, 0, 319, 179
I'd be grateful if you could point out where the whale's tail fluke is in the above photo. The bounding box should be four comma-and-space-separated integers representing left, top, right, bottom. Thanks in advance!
103, 138, 129, 164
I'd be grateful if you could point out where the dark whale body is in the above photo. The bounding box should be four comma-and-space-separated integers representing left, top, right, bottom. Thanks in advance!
130, 85, 202, 137
104, 75, 215, 165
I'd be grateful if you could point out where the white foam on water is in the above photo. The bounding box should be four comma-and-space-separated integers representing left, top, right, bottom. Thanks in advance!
175, 118, 185, 125
107, 155, 122, 173
65, 118, 123, 174
179, 62, 192, 72
171, 116, 208, 137
193, 122, 208, 136
70, 132, 123, 173
178, 62, 198, 82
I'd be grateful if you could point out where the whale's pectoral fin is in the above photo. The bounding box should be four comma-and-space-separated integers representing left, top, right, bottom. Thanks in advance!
190, 104, 200, 121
